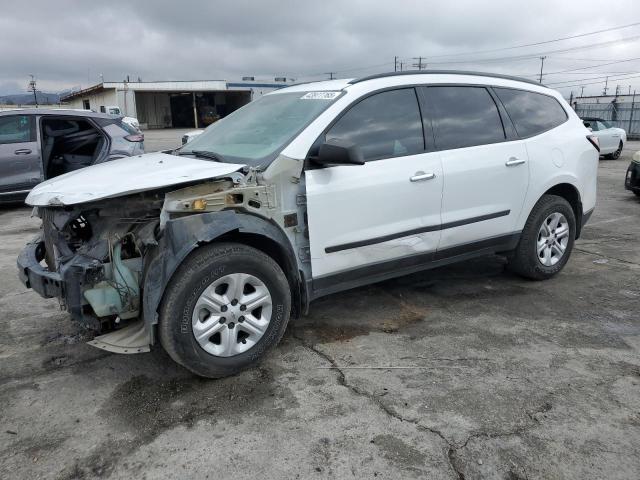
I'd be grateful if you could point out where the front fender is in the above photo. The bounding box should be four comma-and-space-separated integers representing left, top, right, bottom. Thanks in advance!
141, 210, 300, 343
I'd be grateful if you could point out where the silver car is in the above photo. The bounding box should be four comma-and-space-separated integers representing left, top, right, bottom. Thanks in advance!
0, 109, 144, 203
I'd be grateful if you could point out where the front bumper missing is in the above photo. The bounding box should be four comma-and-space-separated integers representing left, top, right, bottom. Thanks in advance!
17, 236, 151, 354
17, 238, 64, 299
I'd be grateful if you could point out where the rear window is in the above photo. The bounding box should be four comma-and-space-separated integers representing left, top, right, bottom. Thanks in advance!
423, 86, 505, 150
494, 88, 568, 138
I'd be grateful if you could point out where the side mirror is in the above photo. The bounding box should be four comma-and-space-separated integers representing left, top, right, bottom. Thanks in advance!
313, 139, 365, 166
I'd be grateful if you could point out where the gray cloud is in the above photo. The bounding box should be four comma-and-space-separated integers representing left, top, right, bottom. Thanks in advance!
1, 0, 639, 97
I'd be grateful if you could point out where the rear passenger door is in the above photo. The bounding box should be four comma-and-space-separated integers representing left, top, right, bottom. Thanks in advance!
421, 86, 529, 251
305, 88, 444, 282
0, 115, 41, 195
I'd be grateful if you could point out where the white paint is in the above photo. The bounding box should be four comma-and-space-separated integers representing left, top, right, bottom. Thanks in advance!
306, 151, 443, 277
296, 73, 598, 278
25, 153, 244, 206
437, 140, 529, 250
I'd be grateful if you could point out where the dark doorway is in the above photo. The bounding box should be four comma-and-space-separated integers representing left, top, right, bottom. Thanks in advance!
169, 93, 195, 128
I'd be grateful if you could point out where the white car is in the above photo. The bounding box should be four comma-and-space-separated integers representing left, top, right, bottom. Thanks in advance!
98, 105, 141, 132
181, 129, 204, 145
581, 117, 626, 159
18, 71, 598, 378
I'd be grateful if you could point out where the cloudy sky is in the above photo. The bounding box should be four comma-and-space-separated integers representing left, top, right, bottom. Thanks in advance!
1, 0, 639, 98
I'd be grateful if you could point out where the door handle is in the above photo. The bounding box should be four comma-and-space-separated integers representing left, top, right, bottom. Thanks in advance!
14, 149, 32, 155
505, 157, 526, 167
410, 171, 436, 182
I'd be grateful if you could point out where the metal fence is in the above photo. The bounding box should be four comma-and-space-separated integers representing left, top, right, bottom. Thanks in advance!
575, 101, 640, 139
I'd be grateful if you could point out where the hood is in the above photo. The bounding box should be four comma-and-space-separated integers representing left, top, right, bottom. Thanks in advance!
26, 152, 246, 206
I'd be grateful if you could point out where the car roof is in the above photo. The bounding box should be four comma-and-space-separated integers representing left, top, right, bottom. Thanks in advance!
348, 70, 544, 86
0, 108, 117, 119
273, 70, 550, 95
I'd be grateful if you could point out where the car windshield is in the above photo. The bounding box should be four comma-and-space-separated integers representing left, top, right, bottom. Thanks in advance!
177, 91, 341, 167
599, 119, 612, 129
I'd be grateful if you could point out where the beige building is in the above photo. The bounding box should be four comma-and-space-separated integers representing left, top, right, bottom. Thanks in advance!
61, 79, 292, 129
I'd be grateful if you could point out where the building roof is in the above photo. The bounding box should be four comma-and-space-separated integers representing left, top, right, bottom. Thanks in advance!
60, 79, 290, 101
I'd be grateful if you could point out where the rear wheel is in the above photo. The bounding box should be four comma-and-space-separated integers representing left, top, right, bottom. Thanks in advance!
607, 141, 623, 160
158, 242, 291, 378
507, 195, 576, 280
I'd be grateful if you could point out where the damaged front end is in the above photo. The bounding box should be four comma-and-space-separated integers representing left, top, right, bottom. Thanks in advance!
18, 193, 164, 353
17, 158, 309, 356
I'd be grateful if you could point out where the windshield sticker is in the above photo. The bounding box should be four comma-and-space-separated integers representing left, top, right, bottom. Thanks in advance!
301, 91, 341, 100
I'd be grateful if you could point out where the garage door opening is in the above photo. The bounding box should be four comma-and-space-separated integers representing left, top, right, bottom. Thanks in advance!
135, 90, 252, 129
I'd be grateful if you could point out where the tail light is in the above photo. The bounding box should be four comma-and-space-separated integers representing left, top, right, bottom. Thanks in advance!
125, 134, 144, 142
586, 135, 600, 152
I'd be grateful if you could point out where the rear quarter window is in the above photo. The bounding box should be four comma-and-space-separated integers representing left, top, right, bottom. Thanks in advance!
494, 88, 568, 138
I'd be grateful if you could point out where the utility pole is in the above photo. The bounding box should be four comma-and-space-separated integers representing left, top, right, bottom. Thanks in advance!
28, 74, 38, 107
399, 61, 404, 72
326, 72, 335, 80
394, 56, 398, 72
615, 84, 621, 98
629, 89, 636, 134
538, 56, 546, 83
580, 85, 585, 97
603, 76, 609, 96
412, 57, 426, 70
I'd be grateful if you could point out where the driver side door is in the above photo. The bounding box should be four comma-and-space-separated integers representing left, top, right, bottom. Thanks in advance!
305, 88, 444, 294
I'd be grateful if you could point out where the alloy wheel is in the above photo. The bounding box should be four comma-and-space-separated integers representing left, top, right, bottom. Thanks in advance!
536, 212, 569, 267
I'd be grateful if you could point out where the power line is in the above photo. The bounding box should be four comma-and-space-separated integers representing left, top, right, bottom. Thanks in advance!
550, 73, 640, 89
423, 35, 640, 66
546, 71, 640, 86
418, 21, 640, 59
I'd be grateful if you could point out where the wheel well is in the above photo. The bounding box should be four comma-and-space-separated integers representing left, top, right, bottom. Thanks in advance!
215, 231, 304, 318
543, 183, 584, 237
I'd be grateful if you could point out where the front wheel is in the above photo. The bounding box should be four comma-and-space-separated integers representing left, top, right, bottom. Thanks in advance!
158, 242, 291, 378
507, 195, 576, 280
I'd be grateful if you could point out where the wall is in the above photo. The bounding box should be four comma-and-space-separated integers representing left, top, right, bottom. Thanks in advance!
65, 89, 118, 112
135, 92, 172, 129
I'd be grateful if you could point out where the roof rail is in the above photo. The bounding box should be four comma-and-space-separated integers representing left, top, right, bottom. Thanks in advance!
348, 70, 544, 87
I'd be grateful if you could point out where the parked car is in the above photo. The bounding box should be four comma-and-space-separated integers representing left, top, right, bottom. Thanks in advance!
580, 117, 626, 159
0, 109, 144, 203
98, 105, 141, 132
181, 129, 204, 145
625, 150, 640, 197
18, 71, 598, 378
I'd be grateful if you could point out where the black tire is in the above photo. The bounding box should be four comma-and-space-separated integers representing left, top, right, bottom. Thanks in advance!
507, 195, 576, 280
158, 242, 291, 378
610, 141, 623, 160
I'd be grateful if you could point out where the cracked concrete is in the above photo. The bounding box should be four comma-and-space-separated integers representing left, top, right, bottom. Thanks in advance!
0, 135, 639, 479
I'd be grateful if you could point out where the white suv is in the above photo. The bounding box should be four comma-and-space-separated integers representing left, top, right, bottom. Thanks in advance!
18, 71, 599, 377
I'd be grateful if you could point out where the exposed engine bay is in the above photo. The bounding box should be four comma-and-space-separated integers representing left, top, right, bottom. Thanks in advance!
18, 162, 309, 354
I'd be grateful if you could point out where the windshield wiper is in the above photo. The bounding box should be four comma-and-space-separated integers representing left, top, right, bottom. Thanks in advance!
177, 150, 227, 163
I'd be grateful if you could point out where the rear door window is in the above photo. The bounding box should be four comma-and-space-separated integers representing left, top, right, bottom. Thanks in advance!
423, 86, 505, 150
0, 115, 34, 144
494, 88, 568, 137
326, 88, 424, 161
